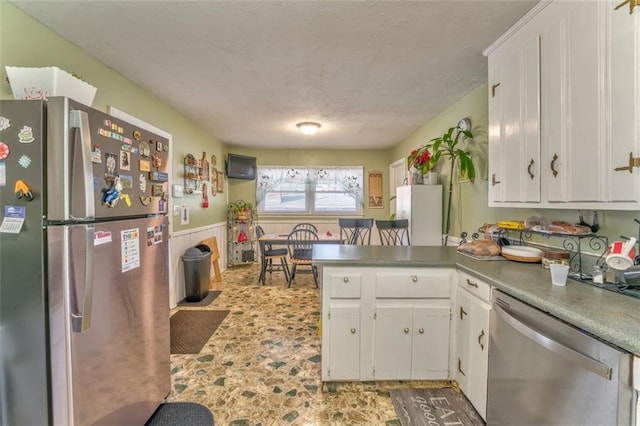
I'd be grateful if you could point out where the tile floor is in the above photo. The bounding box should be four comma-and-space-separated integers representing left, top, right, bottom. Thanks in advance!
168, 264, 452, 425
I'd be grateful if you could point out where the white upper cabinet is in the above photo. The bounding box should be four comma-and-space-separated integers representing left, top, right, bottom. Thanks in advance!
609, 2, 640, 203
542, 1, 603, 203
485, 0, 640, 209
487, 28, 540, 204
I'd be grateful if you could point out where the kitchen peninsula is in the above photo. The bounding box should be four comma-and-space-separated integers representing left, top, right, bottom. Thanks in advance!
315, 244, 639, 423
313, 244, 640, 356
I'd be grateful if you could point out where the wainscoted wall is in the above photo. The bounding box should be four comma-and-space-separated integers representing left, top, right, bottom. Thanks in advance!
257, 218, 383, 246
169, 222, 227, 307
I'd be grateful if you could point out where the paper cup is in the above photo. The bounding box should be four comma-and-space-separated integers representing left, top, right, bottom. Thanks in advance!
550, 264, 570, 286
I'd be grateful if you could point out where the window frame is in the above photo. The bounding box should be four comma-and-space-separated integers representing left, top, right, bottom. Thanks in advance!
256, 165, 364, 216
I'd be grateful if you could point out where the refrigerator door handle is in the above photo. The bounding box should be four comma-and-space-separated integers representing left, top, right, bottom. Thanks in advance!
71, 224, 95, 333
69, 110, 95, 221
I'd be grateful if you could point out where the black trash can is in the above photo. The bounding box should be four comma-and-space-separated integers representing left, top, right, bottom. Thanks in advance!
182, 245, 211, 302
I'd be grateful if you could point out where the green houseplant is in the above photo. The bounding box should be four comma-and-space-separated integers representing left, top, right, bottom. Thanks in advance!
410, 126, 475, 245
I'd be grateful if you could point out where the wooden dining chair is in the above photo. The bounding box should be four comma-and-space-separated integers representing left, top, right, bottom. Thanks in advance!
376, 219, 411, 246
256, 225, 289, 285
338, 218, 374, 245
286, 228, 319, 288
292, 222, 318, 233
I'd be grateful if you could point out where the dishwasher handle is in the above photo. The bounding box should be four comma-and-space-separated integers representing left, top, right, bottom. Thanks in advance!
493, 302, 612, 380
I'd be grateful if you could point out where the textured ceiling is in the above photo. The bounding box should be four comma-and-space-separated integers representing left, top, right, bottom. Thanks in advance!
11, 0, 537, 149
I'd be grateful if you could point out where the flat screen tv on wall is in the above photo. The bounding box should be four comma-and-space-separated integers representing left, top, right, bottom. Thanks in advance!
226, 153, 257, 180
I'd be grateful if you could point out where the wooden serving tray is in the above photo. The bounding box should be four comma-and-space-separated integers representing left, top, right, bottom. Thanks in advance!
501, 252, 542, 263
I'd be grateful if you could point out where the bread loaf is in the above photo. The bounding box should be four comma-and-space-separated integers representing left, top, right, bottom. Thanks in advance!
457, 240, 501, 257
547, 221, 591, 235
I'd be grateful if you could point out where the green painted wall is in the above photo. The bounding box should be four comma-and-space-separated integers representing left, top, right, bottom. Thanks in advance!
0, 2, 227, 231
226, 147, 393, 220
393, 83, 640, 248
5, 1, 637, 245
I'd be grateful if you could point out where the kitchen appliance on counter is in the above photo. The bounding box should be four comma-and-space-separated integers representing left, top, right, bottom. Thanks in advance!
0, 98, 171, 425
487, 290, 633, 425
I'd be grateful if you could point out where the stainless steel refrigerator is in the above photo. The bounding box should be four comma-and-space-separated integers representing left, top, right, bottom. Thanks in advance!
0, 98, 171, 425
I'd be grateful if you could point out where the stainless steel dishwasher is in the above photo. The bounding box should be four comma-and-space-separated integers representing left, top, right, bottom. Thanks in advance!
487, 290, 634, 425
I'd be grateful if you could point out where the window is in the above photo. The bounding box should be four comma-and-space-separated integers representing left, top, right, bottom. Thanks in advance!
257, 166, 364, 215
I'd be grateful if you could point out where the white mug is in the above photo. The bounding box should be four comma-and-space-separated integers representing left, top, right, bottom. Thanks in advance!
605, 237, 636, 271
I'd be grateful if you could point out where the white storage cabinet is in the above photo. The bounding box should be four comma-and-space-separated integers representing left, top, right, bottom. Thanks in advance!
485, 0, 640, 209
455, 271, 491, 420
321, 266, 454, 382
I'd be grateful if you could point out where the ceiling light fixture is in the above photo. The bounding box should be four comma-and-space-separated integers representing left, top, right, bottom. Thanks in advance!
296, 121, 321, 135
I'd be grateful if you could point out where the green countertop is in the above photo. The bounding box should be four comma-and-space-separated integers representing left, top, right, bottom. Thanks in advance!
313, 244, 640, 355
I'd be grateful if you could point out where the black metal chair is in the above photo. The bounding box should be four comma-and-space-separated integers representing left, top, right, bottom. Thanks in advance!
286, 228, 319, 288
376, 219, 411, 246
291, 222, 318, 233
338, 218, 374, 245
256, 226, 289, 285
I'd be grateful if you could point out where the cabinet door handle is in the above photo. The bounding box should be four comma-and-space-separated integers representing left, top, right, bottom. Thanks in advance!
527, 158, 535, 180
466, 278, 478, 288
551, 153, 559, 177
460, 306, 468, 320
404, 327, 410, 334
411, 275, 418, 282
614, 0, 638, 14
350, 328, 356, 334
418, 328, 424, 334
478, 329, 485, 351
458, 358, 466, 376
491, 82, 501, 97
343, 276, 349, 283
491, 174, 501, 186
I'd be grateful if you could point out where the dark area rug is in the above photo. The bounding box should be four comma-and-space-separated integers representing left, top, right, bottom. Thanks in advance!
170, 310, 229, 354
145, 402, 214, 425
177, 291, 221, 307
390, 387, 484, 426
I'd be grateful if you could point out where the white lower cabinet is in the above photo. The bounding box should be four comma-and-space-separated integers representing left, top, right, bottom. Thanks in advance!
373, 305, 450, 380
455, 272, 491, 420
326, 305, 361, 380
634, 356, 639, 426
321, 266, 453, 382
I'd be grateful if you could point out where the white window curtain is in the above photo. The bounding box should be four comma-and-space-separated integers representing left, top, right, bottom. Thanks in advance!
256, 166, 364, 215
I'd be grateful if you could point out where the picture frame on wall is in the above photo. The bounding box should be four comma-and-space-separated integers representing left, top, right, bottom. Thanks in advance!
368, 171, 383, 208
211, 168, 219, 194
216, 170, 224, 193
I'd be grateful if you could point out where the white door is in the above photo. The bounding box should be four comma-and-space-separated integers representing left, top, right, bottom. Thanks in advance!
542, 1, 603, 203
469, 299, 490, 420
327, 305, 361, 380
608, 4, 640, 203
389, 158, 407, 218
488, 30, 540, 204
373, 306, 412, 379
455, 289, 472, 393
411, 306, 450, 379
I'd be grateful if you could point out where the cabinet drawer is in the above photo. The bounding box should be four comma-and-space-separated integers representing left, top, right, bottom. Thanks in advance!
330, 273, 362, 298
375, 271, 451, 298
458, 271, 491, 302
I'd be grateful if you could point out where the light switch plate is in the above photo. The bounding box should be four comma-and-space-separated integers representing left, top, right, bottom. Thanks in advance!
173, 205, 180, 216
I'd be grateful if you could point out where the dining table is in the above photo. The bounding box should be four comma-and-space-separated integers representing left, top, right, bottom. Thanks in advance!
257, 233, 344, 284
